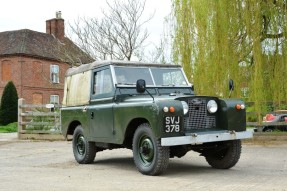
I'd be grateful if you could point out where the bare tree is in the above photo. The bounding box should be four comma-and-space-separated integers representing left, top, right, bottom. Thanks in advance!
68, 0, 154, 61
135, 38, 169, 63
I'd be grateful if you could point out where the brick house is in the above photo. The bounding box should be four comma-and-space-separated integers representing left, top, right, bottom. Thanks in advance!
0, 12, 93, 105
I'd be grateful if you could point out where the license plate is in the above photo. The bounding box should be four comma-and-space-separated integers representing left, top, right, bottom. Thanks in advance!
164, 116, 181, 133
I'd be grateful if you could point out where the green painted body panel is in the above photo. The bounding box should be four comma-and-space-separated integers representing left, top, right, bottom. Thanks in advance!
61, 106, 90, 138
61, 94, 247, 144
218, 99, 246, 132
112, 96, 185, 144
113, 99, 159, 143
88, 99, 114, 141
60, 61, 247, 145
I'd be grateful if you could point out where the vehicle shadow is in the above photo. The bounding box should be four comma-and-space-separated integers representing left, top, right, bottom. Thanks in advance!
94, 156, 135, 167
164, 159, 214, 176
92, 156, 219, 176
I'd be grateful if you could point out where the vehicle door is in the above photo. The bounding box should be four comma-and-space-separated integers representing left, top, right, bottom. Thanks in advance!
89, 66, 115, 141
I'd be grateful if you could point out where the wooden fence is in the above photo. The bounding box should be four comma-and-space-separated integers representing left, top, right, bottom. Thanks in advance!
18, 98, 62, 139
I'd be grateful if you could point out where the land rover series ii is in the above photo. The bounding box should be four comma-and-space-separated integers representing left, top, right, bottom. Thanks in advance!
61, 60, 253, 175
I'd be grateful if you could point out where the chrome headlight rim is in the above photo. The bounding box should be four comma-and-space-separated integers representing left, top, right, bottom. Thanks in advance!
207, 100, 218, 113
181, 101, 189, 115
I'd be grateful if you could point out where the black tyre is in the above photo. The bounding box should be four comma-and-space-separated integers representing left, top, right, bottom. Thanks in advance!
263, 127, 274, 132
73, 125, 96, 164
205, 140, 241, 169
132, 123, 170, 176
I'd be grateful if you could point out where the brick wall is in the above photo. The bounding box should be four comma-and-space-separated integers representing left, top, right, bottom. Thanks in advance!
0, 56, 70, 104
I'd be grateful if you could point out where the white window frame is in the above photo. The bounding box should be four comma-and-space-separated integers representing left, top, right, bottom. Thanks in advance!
50, 95, 59, 105
50, 65, 59, 83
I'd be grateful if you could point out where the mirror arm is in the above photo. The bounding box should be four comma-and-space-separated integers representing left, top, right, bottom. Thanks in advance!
145, 88, 155, 103
228, 89, 233, 98
228, 79, 234, 98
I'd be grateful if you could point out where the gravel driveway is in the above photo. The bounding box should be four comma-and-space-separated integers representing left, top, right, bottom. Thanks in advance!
0, 133, 286, 191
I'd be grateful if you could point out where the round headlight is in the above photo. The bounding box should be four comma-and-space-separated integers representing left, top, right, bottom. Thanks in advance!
207, 100, 218, 113
181, 101, 189, 115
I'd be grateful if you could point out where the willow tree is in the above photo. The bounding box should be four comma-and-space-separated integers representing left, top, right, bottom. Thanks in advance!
172, 0, 287, 117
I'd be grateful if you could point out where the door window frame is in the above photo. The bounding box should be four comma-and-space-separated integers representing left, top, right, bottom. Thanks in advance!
90, 66, 115, 100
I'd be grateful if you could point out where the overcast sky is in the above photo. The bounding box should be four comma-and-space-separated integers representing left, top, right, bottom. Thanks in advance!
0, 0, 172, 46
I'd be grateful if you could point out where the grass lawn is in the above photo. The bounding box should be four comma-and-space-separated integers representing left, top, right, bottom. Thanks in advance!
0, 122, 17, 133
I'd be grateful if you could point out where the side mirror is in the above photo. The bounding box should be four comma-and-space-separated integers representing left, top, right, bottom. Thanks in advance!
136, 79, 146, 93
229, 79, 234, 91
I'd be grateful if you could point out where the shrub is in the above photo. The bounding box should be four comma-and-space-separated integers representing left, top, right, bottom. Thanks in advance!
0, 122, 17, 133
0, 81, 19, 125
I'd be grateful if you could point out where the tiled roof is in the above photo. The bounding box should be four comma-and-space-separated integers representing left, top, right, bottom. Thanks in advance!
0, 29, 94, 64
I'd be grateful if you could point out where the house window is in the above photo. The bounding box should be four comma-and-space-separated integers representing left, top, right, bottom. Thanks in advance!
33, 61, 42, 83
32, 93, 43, 105
50, 95, 59, 105
50, 65, 59, 83
1, 61, 12, 81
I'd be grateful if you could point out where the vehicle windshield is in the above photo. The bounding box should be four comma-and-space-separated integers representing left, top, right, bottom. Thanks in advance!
114, 66, 188, 86
114, 67, 154, 85
150, 68, 188, 86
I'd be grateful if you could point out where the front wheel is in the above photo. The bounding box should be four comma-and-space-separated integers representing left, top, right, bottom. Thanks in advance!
132, 123, 170, 176
73, 125, 96, 164
205, 140, 241, 169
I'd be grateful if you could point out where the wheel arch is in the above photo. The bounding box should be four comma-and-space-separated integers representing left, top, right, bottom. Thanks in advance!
123, 117, 150, 149
66, 120, 81, 137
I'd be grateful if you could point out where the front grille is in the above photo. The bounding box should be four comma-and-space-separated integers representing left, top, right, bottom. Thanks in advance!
184, 98, 216, 130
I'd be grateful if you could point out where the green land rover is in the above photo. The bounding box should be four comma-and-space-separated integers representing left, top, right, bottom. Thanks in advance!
61, 60, 253, 176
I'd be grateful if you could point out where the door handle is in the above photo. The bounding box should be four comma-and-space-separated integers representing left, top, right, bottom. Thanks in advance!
91, 112, 94, 119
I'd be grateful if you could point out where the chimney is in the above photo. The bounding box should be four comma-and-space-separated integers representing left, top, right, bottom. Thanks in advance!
46, 11, 65, 41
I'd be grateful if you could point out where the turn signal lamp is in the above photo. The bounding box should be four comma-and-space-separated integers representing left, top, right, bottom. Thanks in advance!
169, 107, 175, 113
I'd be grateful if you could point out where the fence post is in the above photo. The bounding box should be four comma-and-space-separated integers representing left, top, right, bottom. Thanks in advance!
18, 98, 25, 139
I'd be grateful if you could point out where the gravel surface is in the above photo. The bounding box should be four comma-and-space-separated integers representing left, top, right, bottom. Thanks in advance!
0, 133, 286, 191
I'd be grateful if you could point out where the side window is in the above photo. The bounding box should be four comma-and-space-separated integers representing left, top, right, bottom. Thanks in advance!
50, 65, 59, 83
93, 69, 113, 96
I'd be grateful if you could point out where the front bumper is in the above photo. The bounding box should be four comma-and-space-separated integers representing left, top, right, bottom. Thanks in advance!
161, 130, 253, 146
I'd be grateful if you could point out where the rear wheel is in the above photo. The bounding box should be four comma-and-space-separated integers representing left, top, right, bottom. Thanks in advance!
73, 125, 96, 164
132, 123, 170, 175
205, 140, 241, 169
